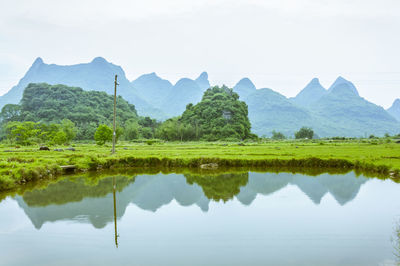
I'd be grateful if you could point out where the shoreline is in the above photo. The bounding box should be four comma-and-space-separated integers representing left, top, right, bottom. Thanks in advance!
1, 142, 400, 192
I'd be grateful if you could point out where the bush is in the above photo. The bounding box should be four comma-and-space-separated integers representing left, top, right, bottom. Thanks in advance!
52, 131, 67, 145
94, 124, 113, 145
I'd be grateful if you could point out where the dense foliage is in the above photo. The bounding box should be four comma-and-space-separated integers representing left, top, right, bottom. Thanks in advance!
4, 119, 77, 145
157, 86, 252, 141
0, 83, 159, 141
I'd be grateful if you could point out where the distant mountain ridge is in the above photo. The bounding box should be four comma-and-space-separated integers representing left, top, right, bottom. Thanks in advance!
1, 57, 399, 137
233, 76, 400, 137
290, 78, 327, 107
387, 99, 400, 122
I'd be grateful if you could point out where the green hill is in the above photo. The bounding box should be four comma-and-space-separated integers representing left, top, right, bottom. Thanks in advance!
178, 85, 251, 140
3, 83, 139, 139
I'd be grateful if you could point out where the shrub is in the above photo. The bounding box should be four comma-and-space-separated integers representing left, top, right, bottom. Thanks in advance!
94, 124, 113, 145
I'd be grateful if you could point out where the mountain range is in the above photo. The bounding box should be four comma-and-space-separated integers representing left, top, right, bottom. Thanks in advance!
1, 57, 399, 137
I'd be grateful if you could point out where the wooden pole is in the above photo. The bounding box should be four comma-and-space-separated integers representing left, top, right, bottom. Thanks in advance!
112, 75, 118, 154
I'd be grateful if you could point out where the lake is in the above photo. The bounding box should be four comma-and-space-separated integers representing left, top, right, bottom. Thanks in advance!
0, 171, 399, 266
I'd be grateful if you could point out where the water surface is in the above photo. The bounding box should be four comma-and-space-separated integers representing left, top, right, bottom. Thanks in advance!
0, 171, 399, 266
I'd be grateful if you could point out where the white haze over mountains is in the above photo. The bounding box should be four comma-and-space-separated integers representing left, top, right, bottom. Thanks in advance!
0, 0, 399, 108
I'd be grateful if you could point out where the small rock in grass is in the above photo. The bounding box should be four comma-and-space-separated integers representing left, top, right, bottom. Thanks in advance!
200, 163, 218, 169
65, 147, 76, 151
54, 148, 64, 152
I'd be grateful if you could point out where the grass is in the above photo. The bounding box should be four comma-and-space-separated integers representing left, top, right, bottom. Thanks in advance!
1, 139, 400, 192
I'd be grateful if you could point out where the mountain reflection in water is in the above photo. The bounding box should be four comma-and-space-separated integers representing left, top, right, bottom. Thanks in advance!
15, 171, 368, 230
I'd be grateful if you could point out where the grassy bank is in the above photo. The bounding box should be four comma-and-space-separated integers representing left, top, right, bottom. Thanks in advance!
1, 139, 400, 191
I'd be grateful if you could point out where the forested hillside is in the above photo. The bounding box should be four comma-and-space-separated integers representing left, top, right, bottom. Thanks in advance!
156, 86, 252, 141
1, 83, 140, 140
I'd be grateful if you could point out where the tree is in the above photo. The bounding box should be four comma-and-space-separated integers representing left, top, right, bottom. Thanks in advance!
61, 119, 77, 143
0, 104, 21, 123
295, 127, 314, 139
94, 124, 112, 145
5, 121, 41, 145
271, 130, 286, 140
52, 131, 67, 145
124, 120, 140, 140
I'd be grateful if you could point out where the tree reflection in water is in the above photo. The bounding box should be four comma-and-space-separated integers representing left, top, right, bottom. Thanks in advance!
185, 173, 248, 202
12, 171, 370, 232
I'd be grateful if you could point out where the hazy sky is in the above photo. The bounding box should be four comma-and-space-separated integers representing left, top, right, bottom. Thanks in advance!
0, 0, 399, 107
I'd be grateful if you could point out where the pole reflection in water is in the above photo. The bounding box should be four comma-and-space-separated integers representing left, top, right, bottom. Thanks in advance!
113, 176, 119, 248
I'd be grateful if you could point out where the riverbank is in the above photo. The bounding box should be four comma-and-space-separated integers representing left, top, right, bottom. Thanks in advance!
1, 140, 400, 191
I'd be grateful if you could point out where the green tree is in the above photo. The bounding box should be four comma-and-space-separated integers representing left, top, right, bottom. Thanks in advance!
61, 119, 77, 142
52, 131, 67, 145
295, 127, 314, 139
124, 120, 140, 140
5, 121, 41, 145
94, 124, 113, 145
271, 130, 286, 140
0, 104, 21, 123
140, 127, 153, 139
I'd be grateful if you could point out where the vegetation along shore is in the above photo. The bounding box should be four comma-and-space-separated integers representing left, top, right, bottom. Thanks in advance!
1, 139, 400, 192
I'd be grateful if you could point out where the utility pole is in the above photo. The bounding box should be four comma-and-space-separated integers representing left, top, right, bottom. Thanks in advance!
112, 75, 119, 154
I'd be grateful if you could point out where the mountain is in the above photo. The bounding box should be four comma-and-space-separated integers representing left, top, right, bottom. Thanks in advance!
131, 72, 210, 118
179, 86, 251, 140
2, 57, 399, 137
387, 99, 400, 122
327, 76, 359, 96
233, 78, 257, 99
0, 57, 164, 119
235, 76, 400, 137
291, 78, 327, 107
232, 78, 315, 137
195, 71, 210, 91
308, 77, 400, 137
131, 72, 173, 108
244, 87, 315, 137
161, 78, 204, 117
9, 83, 139, 139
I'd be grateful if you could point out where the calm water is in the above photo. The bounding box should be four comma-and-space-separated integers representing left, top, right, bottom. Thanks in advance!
0, 171, 399, 266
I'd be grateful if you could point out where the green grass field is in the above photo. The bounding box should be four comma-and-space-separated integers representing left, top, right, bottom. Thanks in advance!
1, 139, 400, 192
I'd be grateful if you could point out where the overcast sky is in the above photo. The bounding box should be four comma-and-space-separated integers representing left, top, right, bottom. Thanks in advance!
0, 0, 399, 107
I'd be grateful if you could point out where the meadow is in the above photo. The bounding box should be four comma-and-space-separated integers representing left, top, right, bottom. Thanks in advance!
1, 138, 400, 192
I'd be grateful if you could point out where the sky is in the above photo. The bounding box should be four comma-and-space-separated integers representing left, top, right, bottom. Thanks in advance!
0, 0, 399, 108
